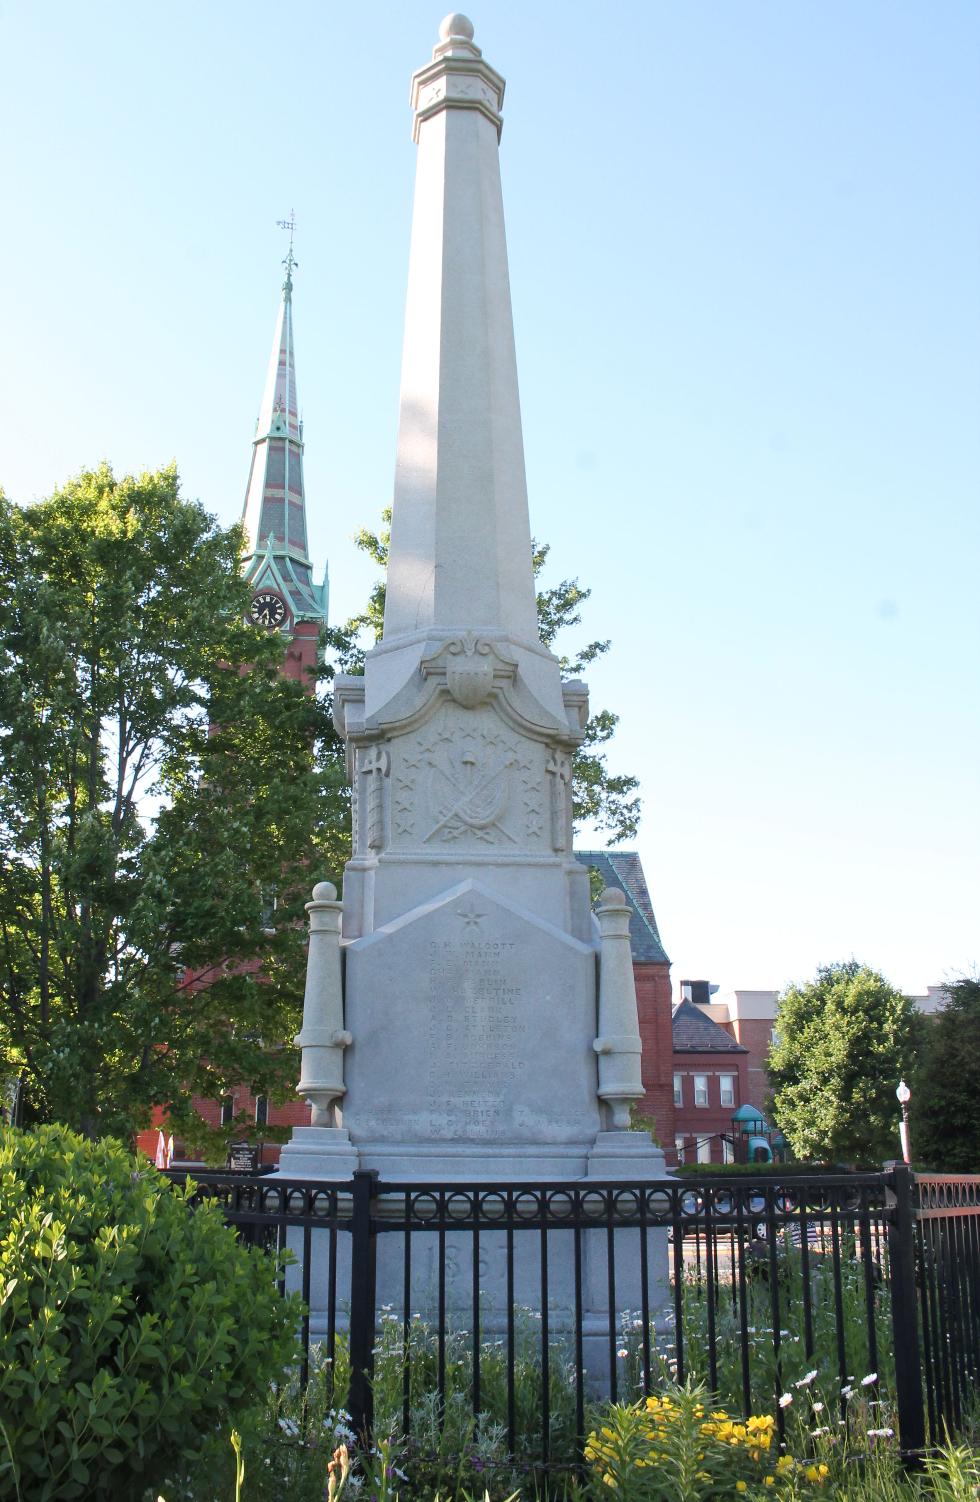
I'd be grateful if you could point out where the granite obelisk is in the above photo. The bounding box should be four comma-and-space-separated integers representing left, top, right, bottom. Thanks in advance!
281, 14, 662, 1186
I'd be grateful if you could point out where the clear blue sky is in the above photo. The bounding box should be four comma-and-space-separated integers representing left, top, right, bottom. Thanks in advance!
1, 1, 977, 998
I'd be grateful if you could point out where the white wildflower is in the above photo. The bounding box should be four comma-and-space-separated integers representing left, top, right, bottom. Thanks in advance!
867, 1427, 894, 1439
841, 1385, 854, 1399
779, 1393, 793, 1408
617, 1348, 629, 1359
795, 1370, 819, 1388
861, 1372, 878, 1386
812, 1401, 825, 1413
277, 1417, 300, 1437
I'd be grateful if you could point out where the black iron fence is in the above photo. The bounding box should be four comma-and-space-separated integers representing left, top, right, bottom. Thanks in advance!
886, 1167, 980, 1453
166, 1165, 980, 1464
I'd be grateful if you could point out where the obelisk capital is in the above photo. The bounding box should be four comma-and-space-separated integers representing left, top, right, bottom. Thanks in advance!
411, 13, 506, 143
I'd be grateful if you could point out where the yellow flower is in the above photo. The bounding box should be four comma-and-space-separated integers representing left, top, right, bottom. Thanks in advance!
777, 1455, 796, 1472
765, 1476, 775, 1486
736, 1485, 748, 1494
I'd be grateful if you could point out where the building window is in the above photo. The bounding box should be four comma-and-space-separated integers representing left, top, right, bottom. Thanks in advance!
255, 1096, 268, 1128
220, 1096, 233, 1127
693, 1074, 708, 1107
674, 1134, 687, 1164
696, 1135, 712, 1164
722, 1137, 735, 1164
719, 1074, 735, 1108
673, 1073, 683, 1107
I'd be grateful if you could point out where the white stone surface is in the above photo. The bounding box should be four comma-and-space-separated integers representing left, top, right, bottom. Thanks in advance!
594, 888, 646, 1129
585, 1130, 666, 1178
343, 878, 599, 1177
383, 16, 538, 649
293, 882, 351, 1126
278, 1125, 359, 1178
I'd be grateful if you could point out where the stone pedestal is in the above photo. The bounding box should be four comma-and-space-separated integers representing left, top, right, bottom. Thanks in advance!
277, 1126, 359, 1178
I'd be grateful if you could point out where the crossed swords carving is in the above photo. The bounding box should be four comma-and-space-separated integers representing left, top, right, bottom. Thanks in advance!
424, 745, 518, 844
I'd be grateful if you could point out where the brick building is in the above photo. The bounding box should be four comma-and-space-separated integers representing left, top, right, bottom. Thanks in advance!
670, 992, 749, 1164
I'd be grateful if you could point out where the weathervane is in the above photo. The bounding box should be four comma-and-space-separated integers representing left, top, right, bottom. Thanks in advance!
277, 210, 297, 290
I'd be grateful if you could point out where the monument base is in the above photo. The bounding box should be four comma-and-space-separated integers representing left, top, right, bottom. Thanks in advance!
277, 1125, 360, 1178
277, 1130, 668, 1184
350, 1139, 598, 1181
586, 1129, 668, 1179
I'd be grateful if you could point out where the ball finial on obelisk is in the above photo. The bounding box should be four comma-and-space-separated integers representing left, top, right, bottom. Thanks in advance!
439, 12, 475, 42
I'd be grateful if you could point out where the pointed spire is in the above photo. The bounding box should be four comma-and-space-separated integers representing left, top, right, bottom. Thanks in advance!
383, 13, 539, 645
241, 228, 327, 626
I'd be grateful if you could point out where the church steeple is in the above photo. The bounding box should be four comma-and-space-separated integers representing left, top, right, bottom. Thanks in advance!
242, 231, 328, 632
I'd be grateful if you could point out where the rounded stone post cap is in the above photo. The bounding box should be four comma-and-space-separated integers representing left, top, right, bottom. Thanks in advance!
439, 12, 475, 41
597, 887, 628, 908
311, 881, 338, 902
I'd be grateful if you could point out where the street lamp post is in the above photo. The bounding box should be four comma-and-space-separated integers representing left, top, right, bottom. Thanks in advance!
896, 1079, 912, 1165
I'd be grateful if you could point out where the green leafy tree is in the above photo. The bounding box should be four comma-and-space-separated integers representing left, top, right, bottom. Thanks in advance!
912, 977, 980, 1171
767, 960, 923, 1164
334, 511, 641, 843
0, 464, 347, 1149
0, 1124, 301, 1501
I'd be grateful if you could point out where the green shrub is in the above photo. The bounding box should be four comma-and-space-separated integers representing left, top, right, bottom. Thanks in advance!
0, 1125, 302, 1501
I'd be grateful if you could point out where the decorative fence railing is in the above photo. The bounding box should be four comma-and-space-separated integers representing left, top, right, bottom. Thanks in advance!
165, 1165, 980, 1466
886, 1167, 980, 1454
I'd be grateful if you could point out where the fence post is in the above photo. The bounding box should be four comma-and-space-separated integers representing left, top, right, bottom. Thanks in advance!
885, 1164, 926, 1458
347, 1169, 379, 1441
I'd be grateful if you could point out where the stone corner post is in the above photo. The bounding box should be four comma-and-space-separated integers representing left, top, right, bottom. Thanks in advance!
294, 881, 351, 1127
593, 886, 644, 1130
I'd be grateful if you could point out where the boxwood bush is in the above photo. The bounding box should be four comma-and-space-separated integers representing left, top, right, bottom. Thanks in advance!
0, 1125, 301, 1501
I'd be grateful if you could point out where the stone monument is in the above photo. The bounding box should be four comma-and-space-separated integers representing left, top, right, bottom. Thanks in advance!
280, 11, 664, 1190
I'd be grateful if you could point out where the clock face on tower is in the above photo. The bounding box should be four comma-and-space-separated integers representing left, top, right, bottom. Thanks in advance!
250, 591, 286, 629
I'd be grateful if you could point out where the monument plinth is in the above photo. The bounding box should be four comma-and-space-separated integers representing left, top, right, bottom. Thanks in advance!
280, 13, 664, 1191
